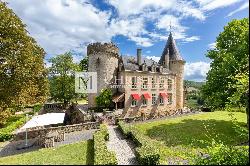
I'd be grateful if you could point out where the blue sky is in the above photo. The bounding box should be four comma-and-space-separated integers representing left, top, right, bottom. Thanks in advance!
4, 0, 249, 81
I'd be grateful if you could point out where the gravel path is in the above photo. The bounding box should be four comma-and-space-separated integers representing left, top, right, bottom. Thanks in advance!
107, 125, 138, 165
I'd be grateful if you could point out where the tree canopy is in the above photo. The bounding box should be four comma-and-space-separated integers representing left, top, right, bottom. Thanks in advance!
79, 55, 88, 71
48, 52, 80, 104
95, 88, 112, 108
0, 2, 49, 110
201, 18, 249, 109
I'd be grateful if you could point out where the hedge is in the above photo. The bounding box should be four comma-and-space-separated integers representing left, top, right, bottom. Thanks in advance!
93, 124, 118, 165
118, 121, 160, 165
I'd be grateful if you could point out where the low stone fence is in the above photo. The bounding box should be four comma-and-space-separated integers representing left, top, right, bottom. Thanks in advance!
117, 110, 199, 124
14, 122, 100, 141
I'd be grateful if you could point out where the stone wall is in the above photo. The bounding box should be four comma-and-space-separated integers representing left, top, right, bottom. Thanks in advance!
14, 122, 100, 141
88, 42, 120, 108
169, 60, 185, 109
121, 71, 177, 117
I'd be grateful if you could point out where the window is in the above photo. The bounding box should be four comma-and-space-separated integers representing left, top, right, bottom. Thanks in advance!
142, 98, 147, 106
152, 94, 157, 105
159, 77, 165, 89
151, 77, 156, 89
142, 77, 148, 89
131, 99, 137, 107
168, 79, 172, 90
159, 97, 164, 105
131, 76, 137, 89
168, 93, 172, 104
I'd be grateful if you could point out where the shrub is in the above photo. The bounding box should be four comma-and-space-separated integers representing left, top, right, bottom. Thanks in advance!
195, 141, 249, 165
93, 124, 117, 165
0, 115, 26, 142
118, 121, 160, 165
95, 88, 112, 109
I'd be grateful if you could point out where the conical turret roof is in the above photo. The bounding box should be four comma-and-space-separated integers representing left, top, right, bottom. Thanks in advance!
159, 32, 184, 64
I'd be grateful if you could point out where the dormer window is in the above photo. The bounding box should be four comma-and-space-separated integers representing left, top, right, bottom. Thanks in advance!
159, 66, 163, 72
142, 60, 147, 71
151, 62, 156, 72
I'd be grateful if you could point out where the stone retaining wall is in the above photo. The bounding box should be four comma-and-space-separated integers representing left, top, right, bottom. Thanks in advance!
14, 122, 100, 141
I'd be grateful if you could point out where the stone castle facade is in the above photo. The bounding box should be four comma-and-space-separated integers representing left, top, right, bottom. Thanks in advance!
87, 33, 185, 117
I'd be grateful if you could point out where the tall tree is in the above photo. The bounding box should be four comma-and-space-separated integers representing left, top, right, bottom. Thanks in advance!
201, 18, 249, 109
48, 52, 80, 105
79, 55, 88, 71
0, 2, 49, 111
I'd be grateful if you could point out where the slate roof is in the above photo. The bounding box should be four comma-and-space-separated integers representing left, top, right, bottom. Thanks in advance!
120, 55, 173, 74
159, 32, 184, 64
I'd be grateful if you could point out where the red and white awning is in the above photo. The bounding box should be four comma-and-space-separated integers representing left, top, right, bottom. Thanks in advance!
131, 94, 140, 100
160, 92, 168, 98
143, 93, 151, 99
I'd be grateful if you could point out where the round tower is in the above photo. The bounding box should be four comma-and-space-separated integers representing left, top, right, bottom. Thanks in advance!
169, 60, 185, 109
87, 42, 120, 108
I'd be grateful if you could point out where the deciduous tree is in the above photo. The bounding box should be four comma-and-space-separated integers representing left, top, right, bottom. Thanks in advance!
48, 52, 80, 105
0, 2, 49, 111
201, 18, 249, 110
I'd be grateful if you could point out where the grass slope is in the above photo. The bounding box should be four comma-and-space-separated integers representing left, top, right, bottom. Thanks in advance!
130, 111, 248, 164
0, 140, 94, 165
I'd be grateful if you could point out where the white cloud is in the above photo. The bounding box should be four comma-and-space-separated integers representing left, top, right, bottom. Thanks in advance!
195, 0, 243, 11
208, 42, 216, 49
227, 1, 249, 17
108, 18, 153, 47
106, 0, 205, 20
4, 0, 245, 56
183, 36, 200, 42
155, 15, 200, 42
5, 0, 111, 55
145, 56, 160, 62
184, 61, 210, 81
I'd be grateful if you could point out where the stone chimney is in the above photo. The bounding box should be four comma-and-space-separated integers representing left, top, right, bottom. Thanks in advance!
137, 48, 142, 65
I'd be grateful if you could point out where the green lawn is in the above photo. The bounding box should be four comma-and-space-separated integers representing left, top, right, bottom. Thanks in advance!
73, 98, 88, 104
0, 140, 94, 165
128, 111, 249, 164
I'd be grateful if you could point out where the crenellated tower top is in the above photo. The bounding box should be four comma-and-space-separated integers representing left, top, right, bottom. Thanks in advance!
87, 42, 119, 58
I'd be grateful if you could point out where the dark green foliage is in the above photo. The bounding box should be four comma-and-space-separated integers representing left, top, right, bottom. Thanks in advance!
93, 124, 117, 165
118, 122, 160, 165
0, 114, 26, 141
195, 141, 249, 165
95, 88, 112, 109
49, 52, 81, 104
79, 55, 88, 71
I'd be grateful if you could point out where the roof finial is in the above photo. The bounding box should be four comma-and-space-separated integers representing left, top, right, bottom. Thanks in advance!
169, 20, 172, 33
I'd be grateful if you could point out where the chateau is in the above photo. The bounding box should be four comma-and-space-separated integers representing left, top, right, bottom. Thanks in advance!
87, 32, 185, 117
